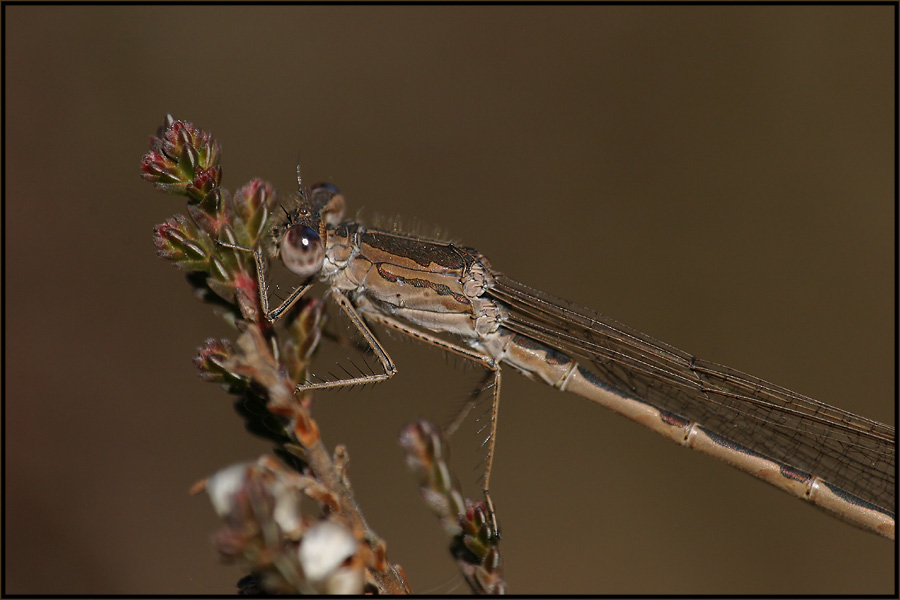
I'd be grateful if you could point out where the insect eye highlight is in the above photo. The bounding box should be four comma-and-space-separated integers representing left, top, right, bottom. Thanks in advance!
281, 225, 325, 278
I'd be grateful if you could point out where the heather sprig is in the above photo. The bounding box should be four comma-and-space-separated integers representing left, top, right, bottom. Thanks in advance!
400, 421, 506, 594
142, 115, 409, 594
143, 116, 504, 595
141, 115, 222, 208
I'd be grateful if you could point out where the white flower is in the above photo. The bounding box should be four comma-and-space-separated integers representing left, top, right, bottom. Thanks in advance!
298, 521, 364, 594
204, 463, 250, 517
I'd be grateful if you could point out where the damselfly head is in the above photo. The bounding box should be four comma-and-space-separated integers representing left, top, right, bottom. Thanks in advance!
270, 180, 345, 279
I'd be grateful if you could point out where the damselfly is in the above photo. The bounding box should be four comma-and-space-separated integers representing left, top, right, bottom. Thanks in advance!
221, 170, 895, 540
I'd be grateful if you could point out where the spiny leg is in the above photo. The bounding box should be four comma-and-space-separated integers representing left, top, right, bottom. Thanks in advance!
363, 311, 498, 370
365, 310, 503, 536
295, 288, 398, 393
444, 366, 496, 436
216, 240, 313, 322
216, 240, 392, 386
476, 368, 502, 538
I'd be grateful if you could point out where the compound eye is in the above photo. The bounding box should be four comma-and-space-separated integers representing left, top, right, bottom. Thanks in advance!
281, 225, 325, 278
311, 183, 340, 196
310, 183, 345, 226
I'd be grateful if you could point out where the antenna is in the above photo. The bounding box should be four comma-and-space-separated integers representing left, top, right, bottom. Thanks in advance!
296, 155, 308, 203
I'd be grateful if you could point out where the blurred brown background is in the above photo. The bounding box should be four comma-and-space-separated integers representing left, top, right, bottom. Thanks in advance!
5, 5, 894, 595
